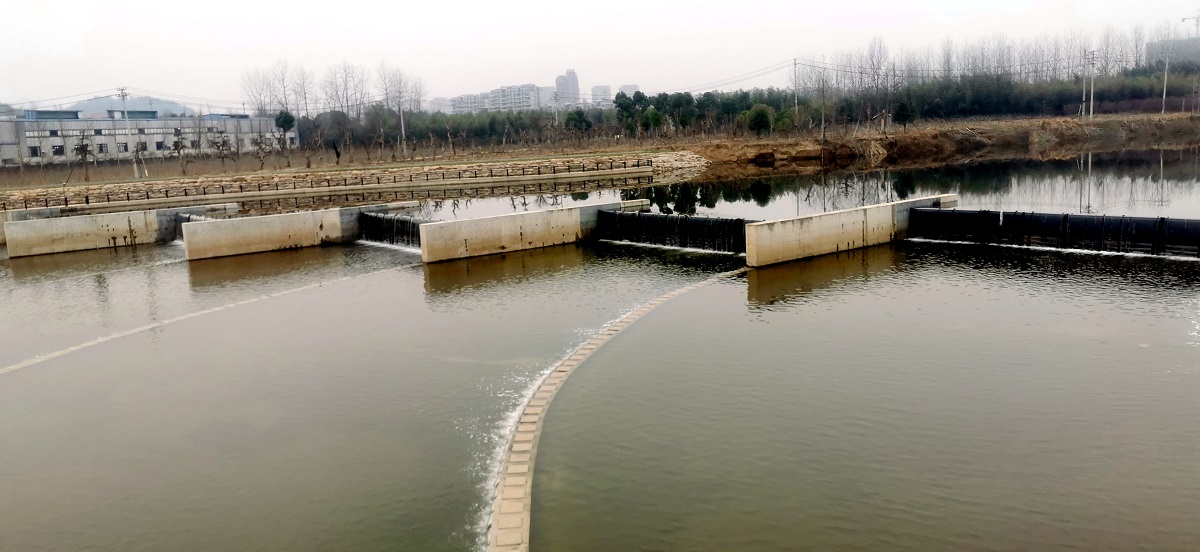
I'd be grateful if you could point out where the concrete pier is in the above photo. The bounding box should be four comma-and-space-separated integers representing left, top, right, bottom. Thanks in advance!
4, 203, 238, 258
181, 202, 418, 261
418, 199, 650, 263
744, 194, 957, 267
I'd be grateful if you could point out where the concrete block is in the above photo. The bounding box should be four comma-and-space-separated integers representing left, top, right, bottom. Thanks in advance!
4, 203, 237, 258
182, 202, 416, 261
745, 195, 957, 267
499, 501, 526, 514
418, 200, 648, 263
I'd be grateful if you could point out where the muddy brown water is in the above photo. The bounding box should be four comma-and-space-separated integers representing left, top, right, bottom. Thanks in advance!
1, 150, 1198, 551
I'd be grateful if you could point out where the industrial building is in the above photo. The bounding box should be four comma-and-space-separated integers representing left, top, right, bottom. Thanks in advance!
0, 109, 294, 168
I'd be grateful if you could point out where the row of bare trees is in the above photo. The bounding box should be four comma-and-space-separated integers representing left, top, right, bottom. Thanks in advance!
242, 60, 425, 120
793, 22, 1192, 106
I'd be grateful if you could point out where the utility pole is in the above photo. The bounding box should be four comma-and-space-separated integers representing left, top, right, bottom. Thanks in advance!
119, 87, 138, 179
1084, 49, 1094, 119
1088, 50, 1096, 120
793, 58, 800, 129
1162, 46, 1173, 114
399, 95, 408, 159
1184, 9, 1200, 37
819, 61, 827, 147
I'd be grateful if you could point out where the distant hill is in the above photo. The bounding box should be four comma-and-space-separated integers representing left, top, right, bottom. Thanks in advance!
66, 96, 196, 117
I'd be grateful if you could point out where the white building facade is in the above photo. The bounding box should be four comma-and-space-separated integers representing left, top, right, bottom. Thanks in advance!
0, 110, 294, 168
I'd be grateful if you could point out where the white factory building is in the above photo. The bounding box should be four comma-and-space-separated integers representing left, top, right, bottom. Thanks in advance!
0, 109, 295, 168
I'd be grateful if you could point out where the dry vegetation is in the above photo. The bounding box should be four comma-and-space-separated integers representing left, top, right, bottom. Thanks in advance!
4, 112, 1197, 209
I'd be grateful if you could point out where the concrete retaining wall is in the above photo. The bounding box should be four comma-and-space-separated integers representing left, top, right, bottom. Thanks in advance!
4, 204, 239, 258
182, 202, 418, 261
418, 199, 649, 263
744, 194, 958, 267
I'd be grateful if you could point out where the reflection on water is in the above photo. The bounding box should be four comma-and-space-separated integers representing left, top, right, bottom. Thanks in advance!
534, 241, 1200, 552
4, 149, 1200, 551
746, 245, 902, 306
402, 148, 1200, 223
186, 246, 419, 290
423, 244, 587, 295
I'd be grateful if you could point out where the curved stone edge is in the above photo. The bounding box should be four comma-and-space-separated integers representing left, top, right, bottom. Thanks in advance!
485, 267, 747, 552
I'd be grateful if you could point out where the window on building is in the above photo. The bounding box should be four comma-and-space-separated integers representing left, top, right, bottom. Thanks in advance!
137, 128, 146, 134
155, 141, 165, 151
117, 142, 129, 153
28, 146, 41, 157
289, 137, 296, 146
97, 143, 109, 154
94, 129, 104, 136
137, 142, 148, 152
51, 145, 66, 156
190, 140, 200, 148
49, 130, 60, 137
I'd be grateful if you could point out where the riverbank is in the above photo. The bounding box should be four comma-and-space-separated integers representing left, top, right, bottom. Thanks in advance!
4, 112, 1199, 208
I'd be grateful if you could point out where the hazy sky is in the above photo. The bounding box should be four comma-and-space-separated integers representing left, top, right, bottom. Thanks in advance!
2, 0, 1197, 110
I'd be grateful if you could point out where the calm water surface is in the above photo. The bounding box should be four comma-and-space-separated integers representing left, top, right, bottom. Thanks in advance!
533, 244, 1200, 551
0, 242, 741, 551
2, 150, 1200, 551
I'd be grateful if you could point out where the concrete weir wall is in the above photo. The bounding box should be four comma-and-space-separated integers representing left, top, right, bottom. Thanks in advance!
3, 202, 216, 245
744, 194, 958, 267
4, 203, 239, 258
182, 202, 418, 261
418, 199, 650, 263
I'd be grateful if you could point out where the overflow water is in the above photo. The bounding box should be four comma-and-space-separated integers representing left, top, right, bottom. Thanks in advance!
358, 212, 431, 248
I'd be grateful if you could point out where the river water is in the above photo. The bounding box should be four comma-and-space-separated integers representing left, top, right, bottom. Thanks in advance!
1, 149, 1198, 551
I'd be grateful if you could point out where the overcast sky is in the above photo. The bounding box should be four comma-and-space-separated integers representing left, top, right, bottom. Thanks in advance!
2, 0, 1197, 110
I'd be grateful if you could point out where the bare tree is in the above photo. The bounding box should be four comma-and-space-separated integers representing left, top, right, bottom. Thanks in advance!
270, 60, 294, 113
292, 65, 315, 117
210, 132, 235, 172
241, 69, 273, 116
323, 61, 370, 120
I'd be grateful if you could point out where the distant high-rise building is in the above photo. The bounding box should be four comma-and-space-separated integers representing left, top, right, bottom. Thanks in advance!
488, 84, 540, 112
430, 97, 451, 114
591, 85, 612, 106
555, 69, 580, 106
1146, 37, 1200, 65
450, 94, 487, 114
618, 84, 640, 97
538, 86, 556, 109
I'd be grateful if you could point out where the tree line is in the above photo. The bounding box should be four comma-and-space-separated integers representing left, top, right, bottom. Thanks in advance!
232, 20, 1200, 163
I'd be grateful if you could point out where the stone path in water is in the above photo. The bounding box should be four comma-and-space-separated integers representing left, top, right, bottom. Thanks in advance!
485, 267, 746, 552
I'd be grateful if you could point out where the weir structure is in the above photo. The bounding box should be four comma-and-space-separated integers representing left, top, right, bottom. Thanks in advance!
3, 203, 239, 258
180, 202, 419, 261
910, 209, 1200, 257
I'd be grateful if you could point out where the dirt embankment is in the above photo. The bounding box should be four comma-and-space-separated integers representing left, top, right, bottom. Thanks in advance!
686, 113, 1200, 180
